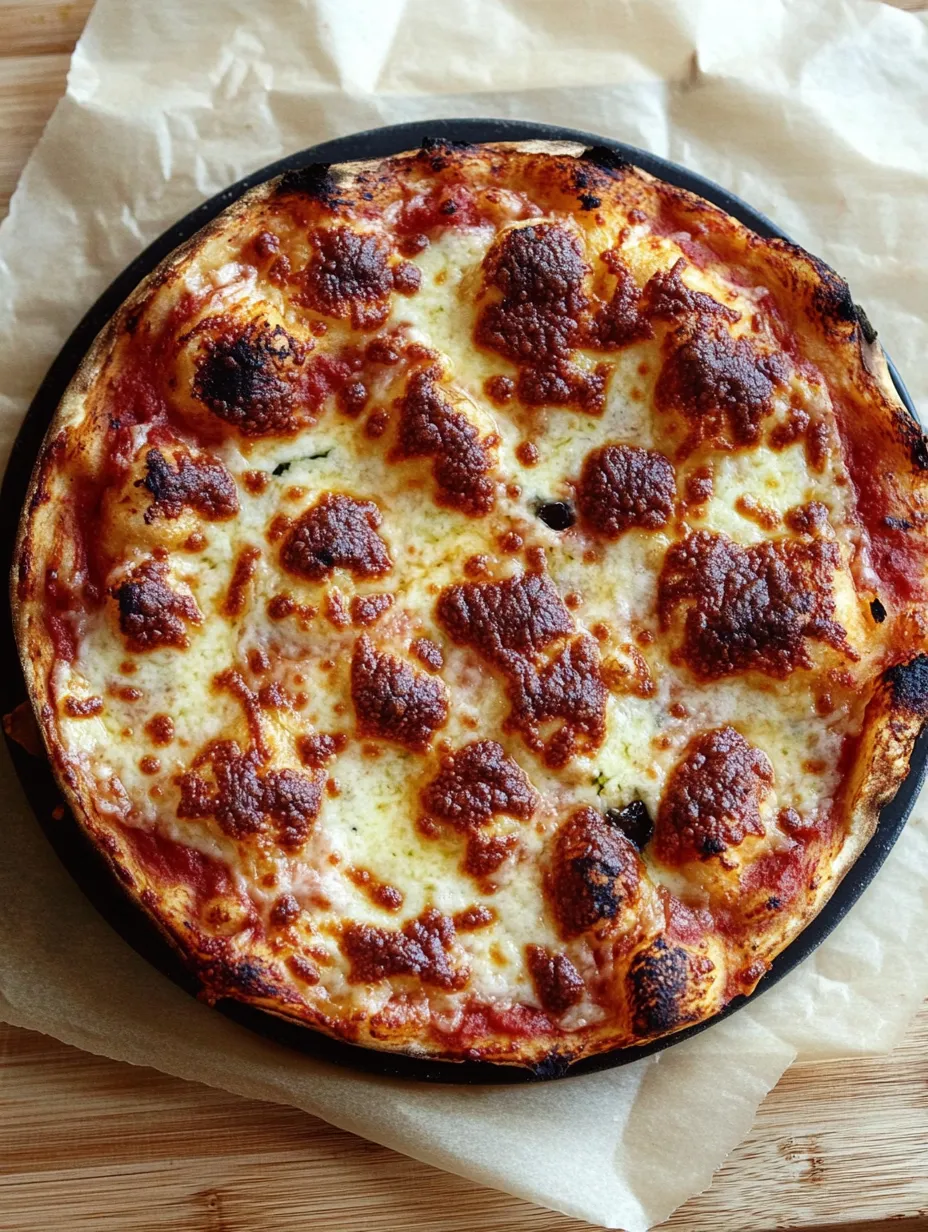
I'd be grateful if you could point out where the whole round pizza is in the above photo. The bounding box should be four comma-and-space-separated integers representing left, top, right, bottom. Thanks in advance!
13, 139, 928, 1070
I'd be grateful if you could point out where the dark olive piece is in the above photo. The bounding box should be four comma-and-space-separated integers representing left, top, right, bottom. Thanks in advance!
870, 598, 887, 623
535, 501, 576, 531
604, 800, 654, 850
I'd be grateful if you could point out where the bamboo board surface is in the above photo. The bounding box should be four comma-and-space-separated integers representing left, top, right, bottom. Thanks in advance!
1, 2, 927, 1229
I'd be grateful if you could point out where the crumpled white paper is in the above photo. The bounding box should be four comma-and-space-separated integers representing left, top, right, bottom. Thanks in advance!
1, 1, 927, 1228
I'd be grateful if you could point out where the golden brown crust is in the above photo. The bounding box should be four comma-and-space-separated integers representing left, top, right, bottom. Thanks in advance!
12, 138, 928, 1069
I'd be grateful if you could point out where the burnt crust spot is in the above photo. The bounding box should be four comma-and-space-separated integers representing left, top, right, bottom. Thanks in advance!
855, 303, 878, 345
475, 223, 605, 413
655, 726, 773, 863
341, 908, 467, 989
886, 655, 928, 717
139, 448, 239, 522
658, 530, 853, 680
531, 1053, 573, 1080
192, 319, 308, 436
197, 954, 291, 1003
351, 634, 449, 750
576, 443, 676, 538
547, 805, 639, 938
911, 434, 928, 472
810, 262, 857, 331
579, 145, 631, 174
627, 938, 694, 1035
418, 136, 475, 171
280, 493, 392, 582
392, 369, 497, 515
276, 162, 338, 201
526, 945, 585, 1015
178, 739, 324, 848
113, 560, 202, 652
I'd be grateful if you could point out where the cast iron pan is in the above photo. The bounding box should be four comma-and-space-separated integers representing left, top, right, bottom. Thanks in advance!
3, 118, 925, 1084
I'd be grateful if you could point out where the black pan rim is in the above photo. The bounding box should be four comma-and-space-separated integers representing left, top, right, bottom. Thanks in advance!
2, 115, 924, 1085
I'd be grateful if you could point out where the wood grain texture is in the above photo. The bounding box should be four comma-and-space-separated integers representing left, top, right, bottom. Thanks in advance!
2, 1011, 928, 1232
1, 1, 927, 1229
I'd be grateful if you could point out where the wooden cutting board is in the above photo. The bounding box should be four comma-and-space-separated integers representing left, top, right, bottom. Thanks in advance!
2, 3, 927, 1229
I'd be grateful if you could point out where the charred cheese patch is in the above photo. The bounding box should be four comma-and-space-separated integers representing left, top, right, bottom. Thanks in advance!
15, 140, 928, 1070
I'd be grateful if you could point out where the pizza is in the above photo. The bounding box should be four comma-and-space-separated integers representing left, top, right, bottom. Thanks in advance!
12, 138, 928, 1072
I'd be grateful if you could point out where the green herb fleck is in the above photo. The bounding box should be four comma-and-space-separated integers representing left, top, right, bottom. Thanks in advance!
271, 449, 332, 477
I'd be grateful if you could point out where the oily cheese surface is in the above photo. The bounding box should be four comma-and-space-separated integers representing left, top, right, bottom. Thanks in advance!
13, 140, 928, 1069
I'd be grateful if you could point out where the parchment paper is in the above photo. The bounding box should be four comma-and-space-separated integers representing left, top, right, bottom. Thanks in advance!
1, 1, 927, 1228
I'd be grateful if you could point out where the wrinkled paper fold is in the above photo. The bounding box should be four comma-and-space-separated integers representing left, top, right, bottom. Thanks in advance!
1, 1, 927, 1227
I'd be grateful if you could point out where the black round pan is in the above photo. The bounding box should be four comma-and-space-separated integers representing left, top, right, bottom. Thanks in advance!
3, 118, 925, 1084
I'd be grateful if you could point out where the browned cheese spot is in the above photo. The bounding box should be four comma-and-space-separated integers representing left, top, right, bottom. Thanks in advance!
576, 443, 676, 538
437, 571, 574, 664
657, 332, 787, 449
735, 493, 780, 530
392, 369, 496, 516
145, 713, 175, 745
436, 572, 606, 767
642, 259, 739, 324
177, 739, 324, 849
587, 250, 653, 348
525, 944, 585, 1015
350, 634, 449, 751
62, 695, 104, 718
684, 465, 714, 506
654, 726, 773, 863
346, 866, 404, 911
280, 493, 391, 582
475, 223, 606, 413
271, 894, 301, 926
222, 546, 261, 617
192, 318, 308, 436
547, 806, 640, 939
421, 740, 538, 877
658, 530, 853, 679
299, 226, 419, 331
453, 904, 496, 931
630, 259, 787, 450
350, 592, 394, 626
410, 637, 444, 672
785, 500, 830, 535
139, 448, 239, 522
297, 731, 347, 768
484, 374, 515, 405
340, 908, 468, 989
113, 561, 202, 652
